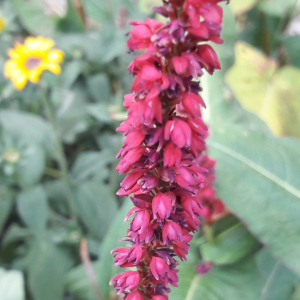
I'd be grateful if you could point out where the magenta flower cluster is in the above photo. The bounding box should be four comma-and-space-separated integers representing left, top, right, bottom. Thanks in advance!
110, 1, 228, 299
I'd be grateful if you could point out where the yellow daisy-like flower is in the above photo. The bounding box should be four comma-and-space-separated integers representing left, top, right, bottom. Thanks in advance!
4, 36, 64, 90
0, 17, 5, 32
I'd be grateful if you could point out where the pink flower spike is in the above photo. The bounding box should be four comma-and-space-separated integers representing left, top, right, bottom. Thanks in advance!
152, 192, 173, 221
150, 256, 170, 281
152, 295, 168, 300
172, 56, 188, 74
131, 210, 150, 234
162, 221, 183, 244
125, 291, 144, 300
164, 142, 182, 168
164, 119, 192, 148
109, 271, 141, 294
141, 65, 162, 82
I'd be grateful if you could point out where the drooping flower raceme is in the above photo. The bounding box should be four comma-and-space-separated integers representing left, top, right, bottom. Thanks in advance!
110, 1, 228, 299
4, 36, 64, 90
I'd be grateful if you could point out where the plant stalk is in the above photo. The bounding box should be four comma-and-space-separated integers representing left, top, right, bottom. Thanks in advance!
39, 85, 78, 223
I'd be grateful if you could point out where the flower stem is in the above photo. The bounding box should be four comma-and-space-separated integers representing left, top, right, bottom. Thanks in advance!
39, 85, 78, 223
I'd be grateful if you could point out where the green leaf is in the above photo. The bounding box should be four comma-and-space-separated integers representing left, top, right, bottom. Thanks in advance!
56, 0, 85, 32
256, 249, 295, 300
229, 0, 258, 15
201, 223, 258, 265
11, 0, 55, 35
87, 103, 113, 123
27, 239, 72, 300
208, 126, 300, 277
17, 145, 46, 186
225, 43, 300, 138
283, 36, 300, 68
96, 199, 133, 300
87, 73, 111, 103
71, 150, 114, 182
0, 110, 54, 148
65, 264, 99, 300
0, 186, 14, 233
170, 257, 261, 300
60, 61, 83, 88
258, 0, 296, 16
2, 224, 32, 247
0, 268, 25, 300
75, 181, 118, 240
17, 186, 48, 232
291, 286, 300, 300
56, 90, 89, 143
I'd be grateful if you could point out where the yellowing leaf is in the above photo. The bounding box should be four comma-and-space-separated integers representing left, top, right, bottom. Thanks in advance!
225, 42, 300, 138
262, 67, 300, 137
229, 0, 258, 15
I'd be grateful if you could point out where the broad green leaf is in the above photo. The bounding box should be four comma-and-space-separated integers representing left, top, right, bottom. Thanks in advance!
96, 199, 133, 300
229, 0, 258, 15
170, 257, 261, 300
258, 0, 297, 16
65, 264, 99, 300
0, 268, 25, 300
225, 42, 300, 138
0, 110, 54, 148
139, 0, 162, 14
262, 66, 300, 138
71, 150, 113, 182
87, 73, 111, 103
56, 90, 89, 143
56, 0, 85, 33
208, 127, 300, 277
0, 186, 14, 232
87, 103, 113, 123
201, 223, 258, 265
283, 36, 300, 68
17, 186, 48, 232
60, 61, 83, 88
291, 286, 300, 300
75, 180, 118, 240
10, 0, 55, 35
17, 145, 46, 186
27, 238, 73, 300
225, 42, 277, 113
2, 224, 32, 247
256, 249, 295, 300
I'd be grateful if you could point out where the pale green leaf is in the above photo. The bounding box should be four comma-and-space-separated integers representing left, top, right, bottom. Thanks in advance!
170, 257, 261, 300
96, 199, 133, 300
208, 127, 300, 277
10, 0, 55, 35
0, 110, 54, 148
258, 0, 297, 16
27, 239, 73, 300
71, 150, 113, 182
0, 186, 14, 232
201, 223, 258, 265
0, 268, 25, 300
17, 145, 46, 186
225, 43, 300, 138
229, 0, 258, 15
75, 181, 118, 240
17, 186, 48, 232
256, 249, 295, 300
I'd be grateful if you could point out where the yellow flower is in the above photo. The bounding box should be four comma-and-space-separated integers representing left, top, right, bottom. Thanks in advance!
0, 17, 5, 32
4, 36, 64, 90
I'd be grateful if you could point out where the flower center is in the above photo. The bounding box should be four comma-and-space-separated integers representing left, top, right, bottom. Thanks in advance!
3, 149, 20, 163
25, 57, 42, 70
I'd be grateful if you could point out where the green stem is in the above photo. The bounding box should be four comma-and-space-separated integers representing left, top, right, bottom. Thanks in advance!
44, 167, 61, 178
39, 85, 78, 223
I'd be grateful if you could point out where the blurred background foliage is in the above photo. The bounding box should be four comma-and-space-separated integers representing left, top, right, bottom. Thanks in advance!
0, 0, 300, 300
